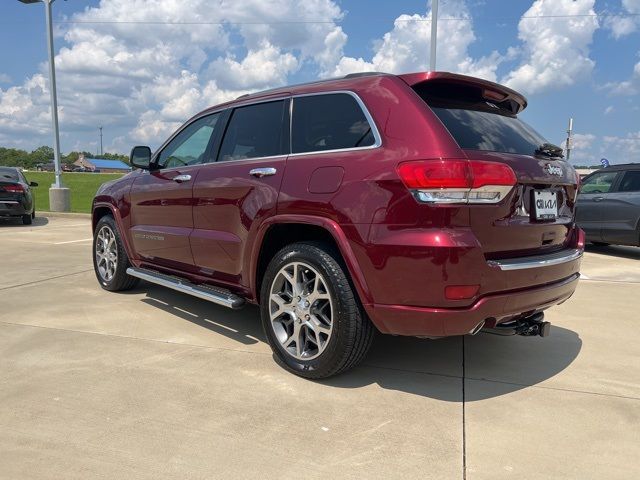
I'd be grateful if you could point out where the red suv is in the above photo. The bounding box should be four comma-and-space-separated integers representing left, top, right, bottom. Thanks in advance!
92, 71, 584, 378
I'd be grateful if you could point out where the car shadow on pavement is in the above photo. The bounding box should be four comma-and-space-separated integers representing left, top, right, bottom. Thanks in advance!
133, 281, 582, 402
138, 284, 265, 346
0, 216, 49, 227
585, 244, 640, 260
325, 326, 582, 402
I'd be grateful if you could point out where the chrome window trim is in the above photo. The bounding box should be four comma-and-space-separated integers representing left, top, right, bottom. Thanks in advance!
487, 248, 583, 271
289, 90, 382, 158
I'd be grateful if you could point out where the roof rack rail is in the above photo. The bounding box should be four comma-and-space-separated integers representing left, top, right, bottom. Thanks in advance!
236, 93, 250, 100
343, 72, 385, 79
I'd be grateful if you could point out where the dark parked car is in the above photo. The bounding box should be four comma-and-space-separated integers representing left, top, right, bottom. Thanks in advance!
576, 163, 640, 247
92, 71, 584, 378
0, 166, 38, 225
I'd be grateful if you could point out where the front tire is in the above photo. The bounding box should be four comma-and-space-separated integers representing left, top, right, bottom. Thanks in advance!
93, 215, 139, 291
260, 243, 374, 379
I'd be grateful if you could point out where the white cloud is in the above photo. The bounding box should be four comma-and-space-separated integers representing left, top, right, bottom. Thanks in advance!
0, 0, 345, 151
603, 131, 640, 159
502, 0, 599, 95
604, 106, 615, 115
330, 1, 502, 82
604, 59, 640, 95
605, 0, 640, 38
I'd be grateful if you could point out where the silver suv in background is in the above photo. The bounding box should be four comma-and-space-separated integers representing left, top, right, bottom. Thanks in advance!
576, 163, 640, 247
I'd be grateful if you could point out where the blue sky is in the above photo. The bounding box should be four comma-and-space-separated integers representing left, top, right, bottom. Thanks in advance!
0, 0, 638, 165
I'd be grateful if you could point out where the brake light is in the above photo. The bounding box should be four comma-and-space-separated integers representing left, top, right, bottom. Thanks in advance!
3, 184, 24, 193
397, 159, 516, 204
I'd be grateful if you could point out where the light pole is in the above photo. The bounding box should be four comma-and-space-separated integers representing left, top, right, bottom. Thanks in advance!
99, 126, 103, 156
565, 118, 573, 162
430, 0, 439, 71
19, 0, 70, 212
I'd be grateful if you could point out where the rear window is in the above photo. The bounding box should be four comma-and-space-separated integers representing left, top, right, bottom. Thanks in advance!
218, 100, 287, 161
291, 93, 375, 154
619, 171, 640, 192
413, 82, 548, 156
0, 168, 19, 181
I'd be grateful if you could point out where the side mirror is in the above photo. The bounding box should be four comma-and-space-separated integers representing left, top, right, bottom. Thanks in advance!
130, 146, 152, 170
29, 182, 39, 187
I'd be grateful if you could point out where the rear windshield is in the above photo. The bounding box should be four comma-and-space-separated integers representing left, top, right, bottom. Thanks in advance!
413, 82, 549, 156
0, 168, 19, 181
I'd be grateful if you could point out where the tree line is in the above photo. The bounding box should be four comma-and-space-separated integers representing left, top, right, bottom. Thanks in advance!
0, 146, 129, 169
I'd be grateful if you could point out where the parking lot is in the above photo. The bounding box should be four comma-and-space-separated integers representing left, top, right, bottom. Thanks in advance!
0, 215, 638, 479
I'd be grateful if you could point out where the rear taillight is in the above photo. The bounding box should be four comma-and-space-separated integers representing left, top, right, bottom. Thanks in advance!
397, 159, 516, 204
3, 184, 24, 193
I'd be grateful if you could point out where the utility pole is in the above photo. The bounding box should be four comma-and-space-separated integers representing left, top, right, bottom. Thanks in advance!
18, 0, 69, 211
430, 0, 439, 71
99, 126, 103, 156
565, 118, 573, 162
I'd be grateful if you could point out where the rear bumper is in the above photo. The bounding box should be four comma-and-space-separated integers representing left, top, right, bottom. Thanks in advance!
364, 272, 580, 337
0, 201, 28, 216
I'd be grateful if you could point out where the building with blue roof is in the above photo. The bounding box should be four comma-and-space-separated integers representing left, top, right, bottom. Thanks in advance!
74, 154, 131, 173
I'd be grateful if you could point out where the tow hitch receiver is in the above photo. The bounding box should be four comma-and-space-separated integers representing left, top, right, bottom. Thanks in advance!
483, 312, 551, 337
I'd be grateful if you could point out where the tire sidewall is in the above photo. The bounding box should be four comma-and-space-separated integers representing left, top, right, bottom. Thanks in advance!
260, 244, 355, 377
93, 215, 129, 290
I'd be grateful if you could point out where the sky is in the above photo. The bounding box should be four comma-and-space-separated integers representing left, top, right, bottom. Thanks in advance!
0, 0, 638, 165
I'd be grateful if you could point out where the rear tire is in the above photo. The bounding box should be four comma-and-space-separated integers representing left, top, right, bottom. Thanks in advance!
22, 213, 32, 225
93, 215, 139, 291
260, 242, 374, 379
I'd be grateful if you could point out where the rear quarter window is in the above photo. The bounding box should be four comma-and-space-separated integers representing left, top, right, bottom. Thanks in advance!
291, 93, 376, 154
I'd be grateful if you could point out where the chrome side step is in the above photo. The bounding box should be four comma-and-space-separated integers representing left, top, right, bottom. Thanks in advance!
126, 267, 245, 310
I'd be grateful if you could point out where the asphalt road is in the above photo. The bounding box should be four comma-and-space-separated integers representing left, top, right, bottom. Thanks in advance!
0, 215, 639, 479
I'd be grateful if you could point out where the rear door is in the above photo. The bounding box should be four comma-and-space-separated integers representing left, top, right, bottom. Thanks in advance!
599, 170, 640, 245
129, 112, 222, 270
190, 98, 290, 286
576, 170, 621, 241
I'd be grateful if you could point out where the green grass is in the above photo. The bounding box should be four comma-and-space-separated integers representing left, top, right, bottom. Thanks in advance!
22, 171, 125, 214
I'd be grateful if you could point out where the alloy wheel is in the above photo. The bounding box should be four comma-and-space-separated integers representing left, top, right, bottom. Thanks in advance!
269, 261, 334, 360
95, 225, 118, 282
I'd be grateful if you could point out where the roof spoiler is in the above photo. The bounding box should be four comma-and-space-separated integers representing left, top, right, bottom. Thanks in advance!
399, 71, 528, 114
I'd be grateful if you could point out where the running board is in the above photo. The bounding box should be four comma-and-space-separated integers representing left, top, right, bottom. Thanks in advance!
126, 267, 245, 310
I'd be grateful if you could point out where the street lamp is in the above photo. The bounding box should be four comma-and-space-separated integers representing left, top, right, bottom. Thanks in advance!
19, 0, 70, 212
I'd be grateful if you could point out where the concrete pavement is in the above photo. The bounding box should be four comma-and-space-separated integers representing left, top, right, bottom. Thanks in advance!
0, 216, 638, 479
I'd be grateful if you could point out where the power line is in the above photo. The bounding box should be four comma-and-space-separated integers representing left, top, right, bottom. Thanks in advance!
43, 12, 640, 26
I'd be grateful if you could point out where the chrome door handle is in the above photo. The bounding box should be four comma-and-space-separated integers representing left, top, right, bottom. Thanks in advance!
593, 196, 604, 202
249, 167, 277, 178
173, 174, 192, 183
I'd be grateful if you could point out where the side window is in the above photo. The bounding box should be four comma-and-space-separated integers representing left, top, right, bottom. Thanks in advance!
580, 171, 618, 194
158, 113, 220, 168
218, 100, 286, 161
618, 171, 640, 193
291, 93, 376, 154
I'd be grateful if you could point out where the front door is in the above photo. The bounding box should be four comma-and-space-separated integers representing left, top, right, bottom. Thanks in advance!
129, 112, 223, 270
191, 98, 290, 286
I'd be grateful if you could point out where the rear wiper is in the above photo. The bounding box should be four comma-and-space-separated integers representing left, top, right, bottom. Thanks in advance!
535, 143, 564, 159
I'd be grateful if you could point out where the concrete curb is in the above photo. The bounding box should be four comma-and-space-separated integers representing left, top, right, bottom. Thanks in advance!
41, 211, 91, 219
